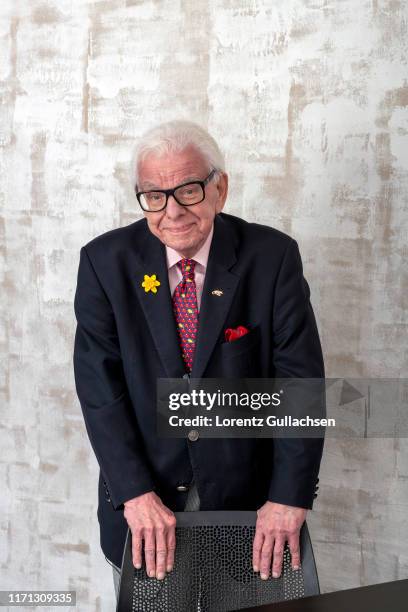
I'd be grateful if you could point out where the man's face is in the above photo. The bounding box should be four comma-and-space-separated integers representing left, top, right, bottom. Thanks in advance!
136, 146, 228, 258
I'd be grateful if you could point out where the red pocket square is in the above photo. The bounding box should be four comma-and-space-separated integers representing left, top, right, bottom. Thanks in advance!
224, 325, 249, 342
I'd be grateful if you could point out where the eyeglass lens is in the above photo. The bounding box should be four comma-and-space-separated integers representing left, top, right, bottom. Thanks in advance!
139, 182, 204, 211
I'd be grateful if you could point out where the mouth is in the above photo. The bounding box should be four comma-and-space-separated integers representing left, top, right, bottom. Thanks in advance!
164, 223, 195, 234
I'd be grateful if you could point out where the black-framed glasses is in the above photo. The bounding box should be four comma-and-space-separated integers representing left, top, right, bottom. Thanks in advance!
135, 168, 217, 212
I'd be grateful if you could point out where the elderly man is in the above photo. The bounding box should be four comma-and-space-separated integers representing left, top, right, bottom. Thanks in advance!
73, 119, 324, 604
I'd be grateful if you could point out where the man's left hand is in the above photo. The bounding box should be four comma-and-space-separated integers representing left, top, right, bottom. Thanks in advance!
253, 501, 307, 579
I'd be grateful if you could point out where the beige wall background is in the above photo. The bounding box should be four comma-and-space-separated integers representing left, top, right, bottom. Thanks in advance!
1, 1, 407, 610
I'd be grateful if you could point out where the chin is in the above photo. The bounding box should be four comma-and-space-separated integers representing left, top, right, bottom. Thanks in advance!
171, 239, 197, 254
165, 232, 200, 253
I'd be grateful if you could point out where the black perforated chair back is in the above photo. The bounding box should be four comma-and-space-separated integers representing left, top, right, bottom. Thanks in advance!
116, 511, 319, 612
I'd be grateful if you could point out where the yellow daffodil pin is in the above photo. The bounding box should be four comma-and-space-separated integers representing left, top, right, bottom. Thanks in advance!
141, 274, 161, 294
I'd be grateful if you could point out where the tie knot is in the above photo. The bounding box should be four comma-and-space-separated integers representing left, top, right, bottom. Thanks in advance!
178, 258, 196, 280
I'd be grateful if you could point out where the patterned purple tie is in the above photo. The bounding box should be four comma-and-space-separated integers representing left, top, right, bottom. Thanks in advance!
172, 258, 199, 372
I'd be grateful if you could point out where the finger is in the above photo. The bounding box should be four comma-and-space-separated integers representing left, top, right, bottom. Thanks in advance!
252, 529, 264, 572
271, 536, 285, 578
288, 532, 301, 570
155, 526, 167, 580
131, 529, 143, 569
143, 527, 156, 578
166, 522, 176, 573
260, 535, 274, 580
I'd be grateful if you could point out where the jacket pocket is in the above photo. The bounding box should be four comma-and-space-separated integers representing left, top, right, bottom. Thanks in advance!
219, 325, 261, 377
220, 324, 261, 359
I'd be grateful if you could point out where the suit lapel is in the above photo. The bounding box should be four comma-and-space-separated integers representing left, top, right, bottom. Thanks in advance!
191, 214, 240, 379
130, 221, 186, 378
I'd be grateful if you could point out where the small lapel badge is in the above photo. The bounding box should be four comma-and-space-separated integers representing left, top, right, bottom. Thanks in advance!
211, 289, 224, 297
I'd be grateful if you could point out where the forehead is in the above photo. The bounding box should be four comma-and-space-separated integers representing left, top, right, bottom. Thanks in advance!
137, 146, 209, 188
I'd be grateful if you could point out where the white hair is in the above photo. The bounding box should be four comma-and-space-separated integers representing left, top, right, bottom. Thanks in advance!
130, 119, 225, 187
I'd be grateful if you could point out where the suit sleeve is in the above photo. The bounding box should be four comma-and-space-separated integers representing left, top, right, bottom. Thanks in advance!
73, 246, 155, 509
268, 238, 325, 509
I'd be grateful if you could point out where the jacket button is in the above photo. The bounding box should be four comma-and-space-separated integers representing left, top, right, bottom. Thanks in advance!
188, 429, 199, 442
176, 485, 189, 492
103, 482, 111, 501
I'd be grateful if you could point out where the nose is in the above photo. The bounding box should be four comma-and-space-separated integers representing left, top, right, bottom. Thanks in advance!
165, 194, 186, 219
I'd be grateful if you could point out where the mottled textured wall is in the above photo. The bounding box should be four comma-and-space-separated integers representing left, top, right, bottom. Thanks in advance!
1, 1, 407, 609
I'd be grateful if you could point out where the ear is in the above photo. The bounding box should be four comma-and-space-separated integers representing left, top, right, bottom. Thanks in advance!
215, 172, 228, 213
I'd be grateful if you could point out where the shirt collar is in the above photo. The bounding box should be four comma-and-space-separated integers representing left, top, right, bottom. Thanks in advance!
165, 223, 214, 271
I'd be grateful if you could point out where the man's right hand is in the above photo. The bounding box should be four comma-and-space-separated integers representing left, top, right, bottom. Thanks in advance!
123, 491, 177, 580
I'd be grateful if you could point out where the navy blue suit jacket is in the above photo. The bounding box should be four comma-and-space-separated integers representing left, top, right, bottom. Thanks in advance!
73, 212, 325, 567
